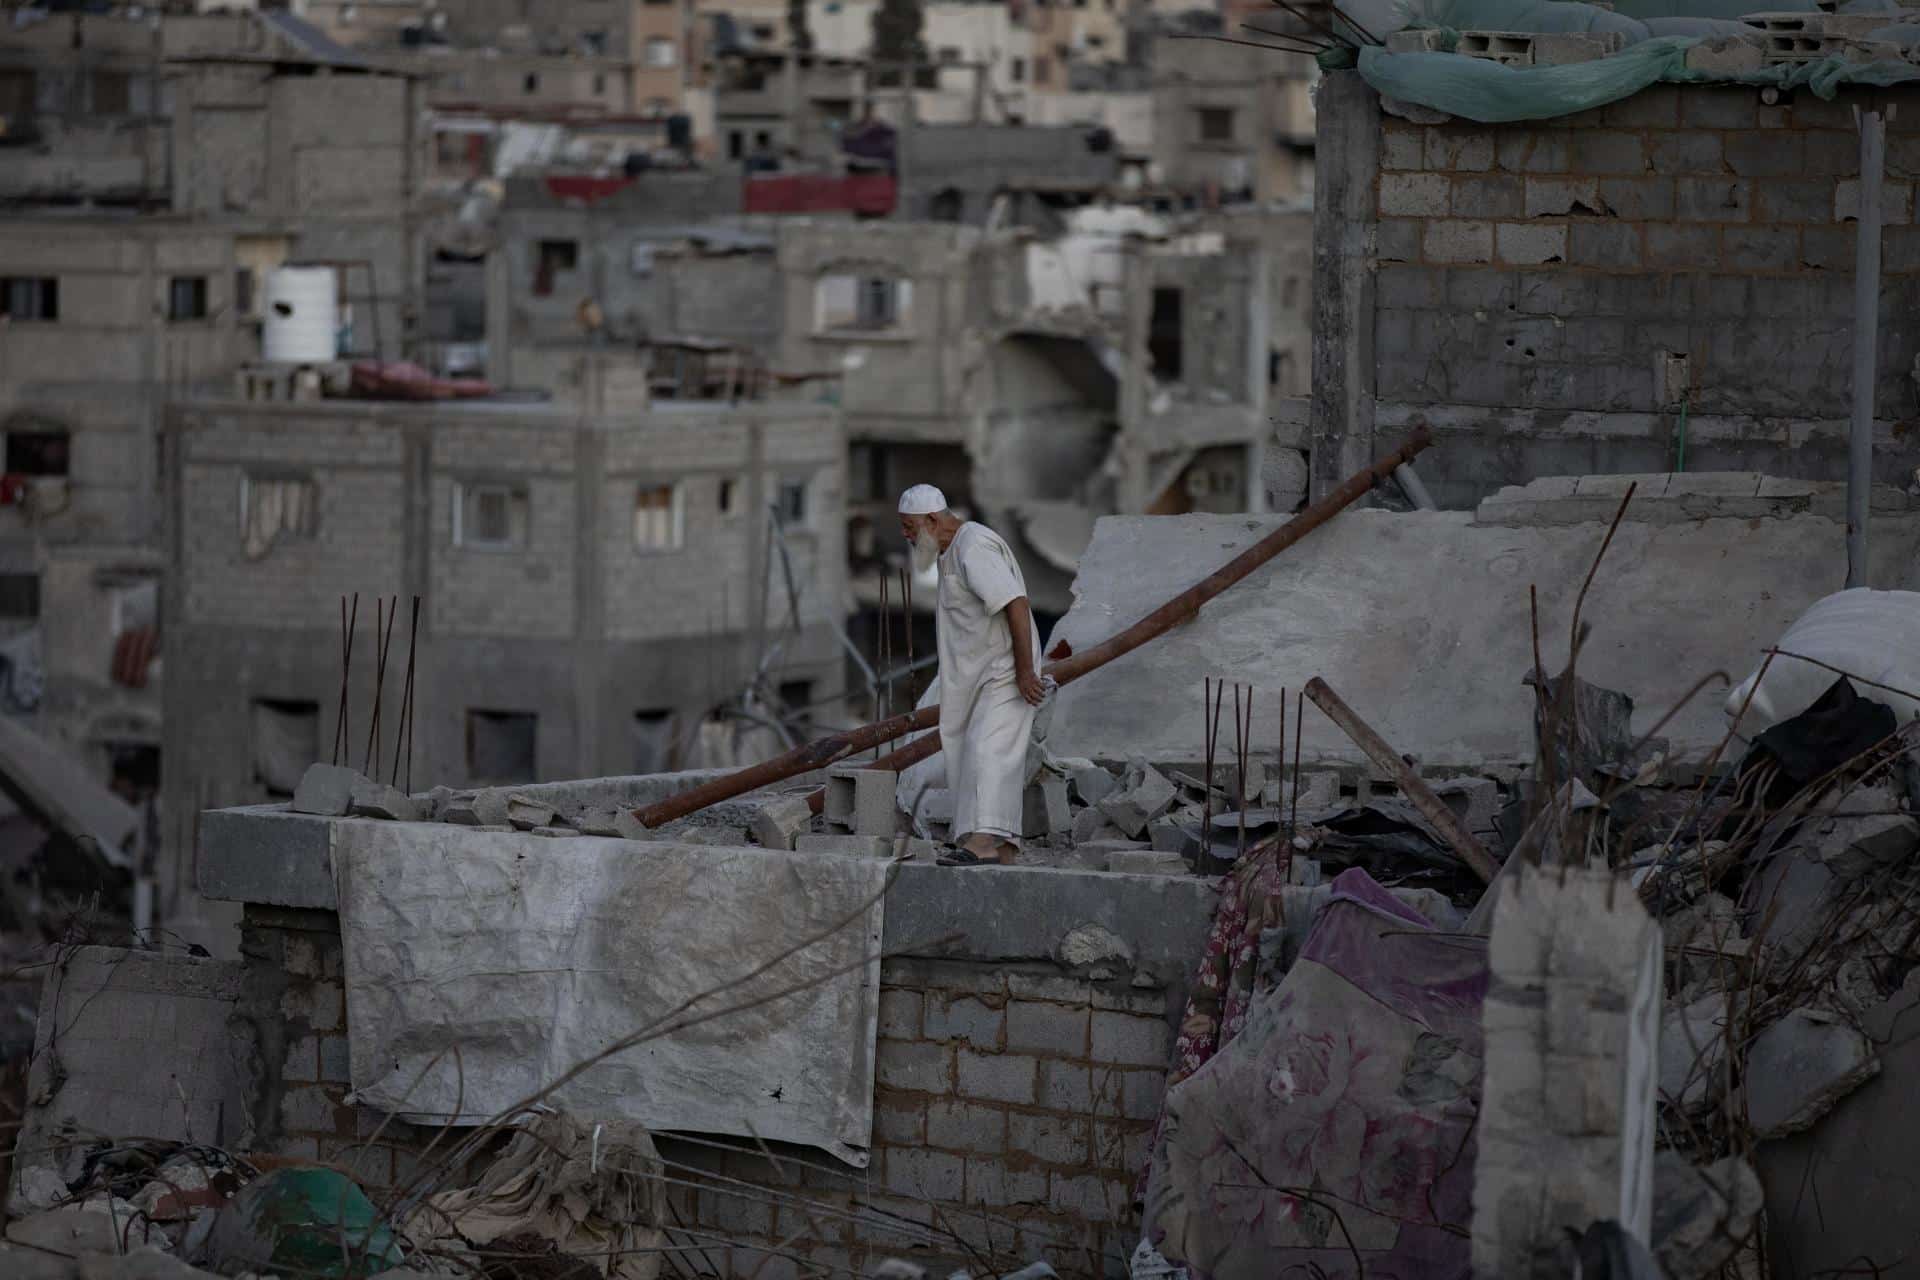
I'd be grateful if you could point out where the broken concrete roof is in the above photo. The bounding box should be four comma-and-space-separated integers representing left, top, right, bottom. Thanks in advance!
0, 715, 136, 870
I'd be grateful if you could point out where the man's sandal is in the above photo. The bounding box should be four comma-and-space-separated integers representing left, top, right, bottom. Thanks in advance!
935, 847, 1010, 867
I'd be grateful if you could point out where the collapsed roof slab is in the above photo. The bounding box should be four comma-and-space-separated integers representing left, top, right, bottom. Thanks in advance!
1043, 472, 1920, 772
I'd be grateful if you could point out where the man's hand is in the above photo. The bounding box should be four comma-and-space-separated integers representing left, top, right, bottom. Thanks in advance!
1016, 666, 1046, 706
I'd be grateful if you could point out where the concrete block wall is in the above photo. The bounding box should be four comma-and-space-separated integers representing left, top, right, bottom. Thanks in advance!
1344, 81, 1920, 506
232, 910, 1175, 1277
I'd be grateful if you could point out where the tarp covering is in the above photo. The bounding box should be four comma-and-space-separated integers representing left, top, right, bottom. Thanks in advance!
742, 173, 897, 215
1144, 868, 1487, 1279
1359, 40, 1920, 122
334, 823, 888, 1165
1360, 0, 1920, 121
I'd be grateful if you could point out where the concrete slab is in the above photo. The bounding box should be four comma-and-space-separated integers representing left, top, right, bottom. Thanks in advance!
0, 714, 138, 867
1046, 506, 1920, 769
13, 948, 248, 1212
197, 805, 337, 909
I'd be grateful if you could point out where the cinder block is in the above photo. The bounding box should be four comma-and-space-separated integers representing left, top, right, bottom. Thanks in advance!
1423, 219, 1494, 264
1010, 1113, 1091, 1166
927, 1100, 1006, 1155
876, 1041, 951, 1093
1684, 34, 1764, 74
1379, 172, 1450, 217
1038, 1060, 1094, 1113
956, 1050, 1037, 1104
825, 765, 897, 836
749, 794, 815, 851
883, 1149, 964, 1202
1090, 1010, 1173, 1068
924, 994, 1005, 1049
1105, 849, 1189, 876
1386, 28, 1449, 54
1836, 177, 1916, 225
1535, 31, 1625, 64
1496, 222, 1568, 266
1007, 1000, 1088, 1056
1021, 776, 1071, 839
964, 1158, 1049, 1208
1067, 762, 1116, 807
878, 988, 922, 1039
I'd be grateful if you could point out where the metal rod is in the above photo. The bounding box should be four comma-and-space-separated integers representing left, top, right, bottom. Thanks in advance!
1327, 1, 1385, 45
1277, 686, 1286, 832
635, 427, 1435, 828
1291, 688, 1304, 832
364, 597, 396, 779
391, 595, 421, 791
1236, 684, 1250, 859
877, 569, 889, 759
1203, 677, 1218, 845
1848, 107, 1886, 589
1304, 677, 1499, 884
332, 594, 357, 766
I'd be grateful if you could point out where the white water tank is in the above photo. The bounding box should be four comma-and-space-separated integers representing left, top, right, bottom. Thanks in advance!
261, 266, 338, 363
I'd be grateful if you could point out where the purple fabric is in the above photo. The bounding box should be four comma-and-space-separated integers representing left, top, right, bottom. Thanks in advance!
1144, 868, 1488, 1280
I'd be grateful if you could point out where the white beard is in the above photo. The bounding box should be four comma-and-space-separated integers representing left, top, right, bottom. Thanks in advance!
911, 530, 940, 575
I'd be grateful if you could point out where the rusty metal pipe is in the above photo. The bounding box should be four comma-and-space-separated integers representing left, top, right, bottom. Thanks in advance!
634, 425, 1435, 829
1302, 676, 1499, 885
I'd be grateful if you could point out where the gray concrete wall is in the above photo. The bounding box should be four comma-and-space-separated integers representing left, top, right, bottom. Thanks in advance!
1319, 78, 1920, 509
896, 123, 1121, 223
1045, 474, 1920, 770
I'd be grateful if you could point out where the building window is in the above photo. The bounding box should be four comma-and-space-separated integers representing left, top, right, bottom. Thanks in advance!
815, 273, 912, 332
930, 187, 964, 222
645, 37, 678, 68
718, 475, 744, 517
454, 482, 529, 550
1011, 58, 1026, 83
533, 239, 578, 297
1149, 287, 1184, 381
1198, 107, 1236, 143
239, 473, 318, 560
1034, 56, 1052, 86
633, 483, 684, 550
754, 130, 772, 149
0, 70, 34, 121
0, 573, 39, 619
1, 277, 58, 323
728, 130, 745, 160
467, 709, 537, 783
593, 72, 608, 94
91, 70, 131, 115
633, 709, 676, 773
776, 478, 807, 526
6, 429, 69, 477
168, 276, 209, 322
524, 72, 541, 94
251, 698, 320, 798
939, 46, 962, 64
779, 680, 815, 736
235, 267, 257, 318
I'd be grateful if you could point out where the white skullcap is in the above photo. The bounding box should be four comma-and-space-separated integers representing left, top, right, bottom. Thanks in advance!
898, 484, 947, 516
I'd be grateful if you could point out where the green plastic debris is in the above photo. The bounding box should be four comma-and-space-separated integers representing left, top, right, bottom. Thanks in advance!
203, 1167, 404, 1278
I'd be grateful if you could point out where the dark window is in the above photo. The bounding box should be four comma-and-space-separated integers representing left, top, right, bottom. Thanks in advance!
1, 277, 58, 322
1034, 57, 1051, 86
1198, 107, 1236, 143
1149, 287, 1183, 381
235, 267, 256, 317
1011, 58, 1025, 83
754, 130, 771, 149
251, 698, 320, 798
728, 130, 744, 159
777, 479, 807, 525
718, 476, 741, 516
6, 430, 69, 476
168, 276, 208, 322
858, 277, 895, 329
533, 239, 577, 297
0, 573, 39, 619
523, 72, 540, 93
930, 187, 964, 222
779, 680, 815, 736
0, 69, 34, 120
91, 70, 130, 115
467, 709, 537, 783
593, 72, 607, 93
632, 709, 675, 773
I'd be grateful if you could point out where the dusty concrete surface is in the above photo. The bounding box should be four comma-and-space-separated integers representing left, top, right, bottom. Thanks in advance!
1045, 496, 1920, 769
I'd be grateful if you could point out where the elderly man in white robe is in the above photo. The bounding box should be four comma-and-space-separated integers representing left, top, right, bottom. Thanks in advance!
897, 485, 1047, 867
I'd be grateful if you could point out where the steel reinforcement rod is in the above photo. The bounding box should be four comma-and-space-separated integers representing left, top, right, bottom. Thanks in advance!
633, 424, 1435, 829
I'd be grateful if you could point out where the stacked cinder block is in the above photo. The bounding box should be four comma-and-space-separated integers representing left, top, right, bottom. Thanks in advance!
1371, 83, 1920, 420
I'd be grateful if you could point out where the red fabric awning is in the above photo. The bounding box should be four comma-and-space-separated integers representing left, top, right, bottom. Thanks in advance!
742, 174, 896, 216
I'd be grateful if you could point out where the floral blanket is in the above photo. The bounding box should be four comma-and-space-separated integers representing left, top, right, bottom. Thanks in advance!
1143, 868, 1488, 1279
